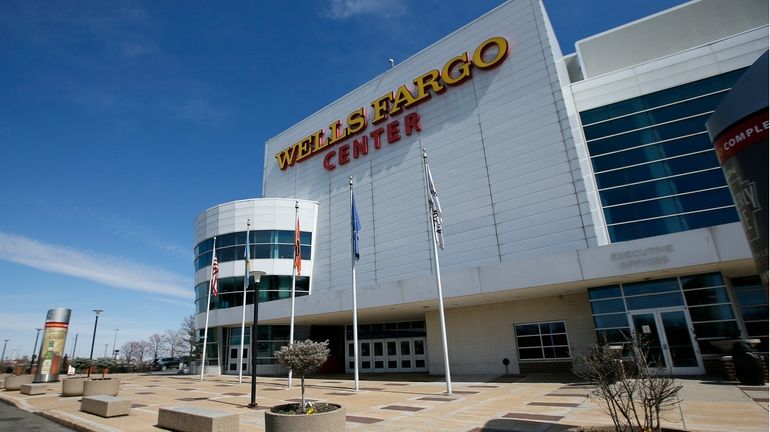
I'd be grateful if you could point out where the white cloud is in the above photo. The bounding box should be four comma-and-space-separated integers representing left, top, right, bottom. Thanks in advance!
0, 231, 191, 299
324, 0, 407, 20
149, 297, 195, 308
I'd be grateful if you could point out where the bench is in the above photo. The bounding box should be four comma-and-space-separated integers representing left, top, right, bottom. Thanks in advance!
157, 406, 239, 432
80, 395, 132, 418
20, 383, 48, 395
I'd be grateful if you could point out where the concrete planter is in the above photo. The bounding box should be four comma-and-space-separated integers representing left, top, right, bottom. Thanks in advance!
61, 377, 86, 396
265, 404, 345, 432
83, 378, 120, 396
3, 374, 34, 391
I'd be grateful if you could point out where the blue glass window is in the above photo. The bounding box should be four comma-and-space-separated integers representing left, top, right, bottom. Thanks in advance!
607, 207, 738, 242
584, 92, 727, 141
625, 292, 684, 310
588, 114, 712, 156
731, 276, 768, 353
195, 238, 214, 257
603, 188, 734, 224
590, 298, 626, 314
217, 233, 237, 247
684, 287, 730, 306
680, 272, 724, 289
193, 230, 314, 270
599, 169, 728, 207
595, 328, 631, 344
693, 321, 740, 339
194, 275, 311, 313
249, 230, 272, 243
582, 69, 745, 243
591, 133, 712, 172
623, 278, 679, 296
580, 68, 746, 124
688, 304, 736, 322
588, 285, 622, 300
515, 320, 570, 360
596, 151, 720, 189
593, 313, 629, 328
588, 272, 747, 354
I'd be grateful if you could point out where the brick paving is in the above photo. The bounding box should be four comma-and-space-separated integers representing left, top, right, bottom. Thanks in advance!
1, 372, 767, 431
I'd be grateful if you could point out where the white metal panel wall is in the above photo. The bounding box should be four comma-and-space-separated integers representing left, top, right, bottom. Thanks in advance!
263, 0, 592, 296
570, 26, 769, 112
575, 0, 768, 79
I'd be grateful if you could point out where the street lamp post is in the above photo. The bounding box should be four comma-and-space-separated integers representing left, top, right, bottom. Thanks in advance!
103, 344, 108, 357
71, 334, 78, 358
1, 339, 8, 365
112, 329, 119, 359
248, 270, 265, 408
30, 328, 42, 375
88, 309, 103, 378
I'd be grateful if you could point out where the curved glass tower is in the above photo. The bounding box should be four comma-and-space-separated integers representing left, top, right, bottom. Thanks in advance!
193, 198, 318, 375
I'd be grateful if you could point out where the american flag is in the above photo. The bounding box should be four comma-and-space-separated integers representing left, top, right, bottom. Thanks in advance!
210, 253, 219, 296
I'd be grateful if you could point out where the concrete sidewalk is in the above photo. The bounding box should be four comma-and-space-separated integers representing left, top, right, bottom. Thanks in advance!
1, 373, 767, 431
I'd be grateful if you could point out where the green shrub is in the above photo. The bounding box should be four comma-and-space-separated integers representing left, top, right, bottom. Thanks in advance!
69, 357, 93, 376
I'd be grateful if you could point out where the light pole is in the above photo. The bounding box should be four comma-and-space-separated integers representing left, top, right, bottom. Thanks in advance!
88, 309, 103, 377
248, 270, 265, 408
112, 329, 119, 359
30, 328, 42, 375
103, 344, 108, 357
71, 334, 78, 358
1, 339, 8, 365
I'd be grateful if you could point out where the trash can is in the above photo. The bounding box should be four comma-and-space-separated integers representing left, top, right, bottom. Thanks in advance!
731, 341, 765, 385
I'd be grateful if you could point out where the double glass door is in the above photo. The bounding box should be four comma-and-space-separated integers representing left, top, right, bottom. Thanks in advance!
629, 308, 703, 374
227, 346, 250, 374
347, 338, 427, 373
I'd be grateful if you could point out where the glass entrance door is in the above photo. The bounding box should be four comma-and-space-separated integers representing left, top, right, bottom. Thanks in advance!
372, 340, 386, 372
346, 337, 428, 373
227, 346, 249, 374
629, 308, 703, 374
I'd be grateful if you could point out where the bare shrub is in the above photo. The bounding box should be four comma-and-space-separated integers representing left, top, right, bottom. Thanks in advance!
574, 336, 683, 432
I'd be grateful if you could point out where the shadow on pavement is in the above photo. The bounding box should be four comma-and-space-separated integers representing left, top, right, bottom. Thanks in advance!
308, 372, 589, 384
478, 418, 578, 431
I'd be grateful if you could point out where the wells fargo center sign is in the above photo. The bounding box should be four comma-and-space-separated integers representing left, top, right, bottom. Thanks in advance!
275, 36, 509, 171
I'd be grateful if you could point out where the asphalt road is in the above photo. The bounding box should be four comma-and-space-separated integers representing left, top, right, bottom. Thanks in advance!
0, 402, 76, 432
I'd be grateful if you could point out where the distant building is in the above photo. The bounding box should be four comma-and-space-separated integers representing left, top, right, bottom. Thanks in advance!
195, 0, 768, 377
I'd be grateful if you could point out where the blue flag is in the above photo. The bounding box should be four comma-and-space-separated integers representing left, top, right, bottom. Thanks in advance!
352, 193, 361, 261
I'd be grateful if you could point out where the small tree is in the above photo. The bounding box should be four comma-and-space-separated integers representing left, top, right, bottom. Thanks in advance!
149, 333, 165, 361
274, 340, 330, 412
69, 357, 92, 378
181, 314, 197, 361
574, 335, 683, 432
93, 357, 117, 379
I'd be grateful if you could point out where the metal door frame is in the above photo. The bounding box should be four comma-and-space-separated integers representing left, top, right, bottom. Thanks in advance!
628, 307, 704, 375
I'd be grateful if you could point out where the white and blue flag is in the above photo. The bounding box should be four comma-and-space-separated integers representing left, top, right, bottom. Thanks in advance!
352, 193, 361, 261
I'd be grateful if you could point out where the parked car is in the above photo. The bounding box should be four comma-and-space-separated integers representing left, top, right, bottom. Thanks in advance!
152, 357, 181, 371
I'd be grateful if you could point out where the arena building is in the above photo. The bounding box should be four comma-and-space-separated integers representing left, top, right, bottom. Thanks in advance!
194, 0, 768, 377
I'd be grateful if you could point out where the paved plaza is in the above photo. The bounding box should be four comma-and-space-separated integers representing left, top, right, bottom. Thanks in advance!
1, 373, 768, 431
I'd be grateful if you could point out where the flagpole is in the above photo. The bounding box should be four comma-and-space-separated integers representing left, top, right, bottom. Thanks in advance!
200, 236, 217, 382
422, 149, 452, 395
288, 201, 298, 388
239, 220, 251, 384
350, 176, 360, 392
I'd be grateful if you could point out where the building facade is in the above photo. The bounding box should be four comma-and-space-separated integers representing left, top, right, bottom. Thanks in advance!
196, 0, 768, 376
193, 199, 319, 374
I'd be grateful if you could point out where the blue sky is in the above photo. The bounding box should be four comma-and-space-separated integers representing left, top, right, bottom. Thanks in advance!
0, 0, 687, 360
